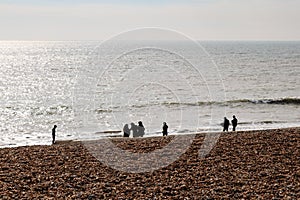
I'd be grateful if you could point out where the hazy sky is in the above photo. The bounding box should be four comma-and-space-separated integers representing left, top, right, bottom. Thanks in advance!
0, 0, 299, 40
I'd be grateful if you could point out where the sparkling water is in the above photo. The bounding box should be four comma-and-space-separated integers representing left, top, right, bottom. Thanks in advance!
0, 41, 299, 147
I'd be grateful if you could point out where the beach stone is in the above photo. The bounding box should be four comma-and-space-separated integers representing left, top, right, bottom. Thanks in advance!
0, 128, 300, 198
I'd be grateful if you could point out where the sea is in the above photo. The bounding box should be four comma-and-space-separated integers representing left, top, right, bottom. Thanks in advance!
0, 40, 299, 147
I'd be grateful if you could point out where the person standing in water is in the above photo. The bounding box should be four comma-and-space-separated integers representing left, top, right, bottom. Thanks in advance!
162, 122, 168, 136
232, 115, 238, 131
52, 125, 57, 144
223, 117, 229, 132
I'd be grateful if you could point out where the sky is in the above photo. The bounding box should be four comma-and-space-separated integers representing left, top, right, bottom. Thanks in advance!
0, 0, 299, 40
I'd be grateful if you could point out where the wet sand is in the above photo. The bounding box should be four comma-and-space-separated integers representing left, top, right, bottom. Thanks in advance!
1, 128, 300, 199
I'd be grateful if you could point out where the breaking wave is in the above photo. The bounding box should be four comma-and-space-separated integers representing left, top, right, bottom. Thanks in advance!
161, 98, 300, 107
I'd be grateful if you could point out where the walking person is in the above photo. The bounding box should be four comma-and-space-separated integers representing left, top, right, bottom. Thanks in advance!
52, 125, 57, 144
162, 122, 168, 136
232, 115, 238, 131
223, 117, 229, 132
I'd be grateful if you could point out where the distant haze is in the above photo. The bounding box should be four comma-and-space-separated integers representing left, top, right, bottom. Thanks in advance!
0, 0, 299, 41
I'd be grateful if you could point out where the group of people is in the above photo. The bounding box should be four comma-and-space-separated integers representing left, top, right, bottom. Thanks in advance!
51, 116, 238, 144
121, 115, 237, 138
123, 121, 145, 138
123, 121, 169, 138
223, 115, 238, 132
51, 121, 168, 144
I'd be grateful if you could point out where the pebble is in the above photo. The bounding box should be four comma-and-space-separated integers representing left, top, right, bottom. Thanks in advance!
0, 128, 299, 198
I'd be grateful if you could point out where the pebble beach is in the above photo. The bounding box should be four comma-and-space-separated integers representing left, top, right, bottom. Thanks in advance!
1, 128, 299, 199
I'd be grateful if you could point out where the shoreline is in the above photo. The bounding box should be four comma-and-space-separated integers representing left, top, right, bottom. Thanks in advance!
1, 126, 300, 149
1, 127, 300, 198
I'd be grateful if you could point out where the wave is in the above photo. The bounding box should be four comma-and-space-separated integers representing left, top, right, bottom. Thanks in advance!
95, 109, 113, 113
92, 98, 300, 112
244, 98, 300, 105
2, 105, 72, 116
162, 98, 300, 107
238, 120, 287, 125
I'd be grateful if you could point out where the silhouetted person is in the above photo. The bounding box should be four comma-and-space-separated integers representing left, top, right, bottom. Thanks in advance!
130, 123, 138, 137
137, 121, 145, 137
162, 122, 168, 136
223, 117, 229, 132
123, 124, 130, 137
232, 115, 238, 131
52, 125, 57, 144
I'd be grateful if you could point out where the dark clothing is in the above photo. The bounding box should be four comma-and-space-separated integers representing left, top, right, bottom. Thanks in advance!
232, 118, 238, 131
131, 123, 138, 137
162, 124, 168, 136
137, 121, 145, 137
137, 125, 145, 137
123, 124, 130, 137
52, 127, 56, 144
223, 118, 229, 132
